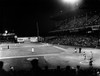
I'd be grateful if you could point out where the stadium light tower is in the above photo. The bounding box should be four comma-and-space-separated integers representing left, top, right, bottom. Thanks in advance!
36, 21, 39, 37
5, 30, 8, 34
58, 0, 83, 11
36, 21, 40, 42
62, 0, 80, 4
3, 30, 8, 36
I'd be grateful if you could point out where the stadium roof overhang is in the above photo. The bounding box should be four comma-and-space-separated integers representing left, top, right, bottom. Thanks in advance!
50, 25, 100, 33
1, 33, 15, 36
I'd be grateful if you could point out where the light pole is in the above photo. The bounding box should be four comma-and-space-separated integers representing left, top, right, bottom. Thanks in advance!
36, 21, 40, 42
36, 21, 39, 37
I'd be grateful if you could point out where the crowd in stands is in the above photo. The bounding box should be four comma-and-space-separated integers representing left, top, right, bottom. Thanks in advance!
1, 59, 100, 76
57, 12, 100, 30
0, 36, 17, 43
45, 35, 99, 48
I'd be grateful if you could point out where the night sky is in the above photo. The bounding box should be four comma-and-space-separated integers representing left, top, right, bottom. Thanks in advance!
0, 0, 100, 37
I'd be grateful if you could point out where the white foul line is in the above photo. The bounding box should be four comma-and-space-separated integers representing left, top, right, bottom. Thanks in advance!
53, 46, 67, 52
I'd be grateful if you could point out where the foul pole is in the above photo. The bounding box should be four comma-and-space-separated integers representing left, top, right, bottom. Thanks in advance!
36, 21, 40, 41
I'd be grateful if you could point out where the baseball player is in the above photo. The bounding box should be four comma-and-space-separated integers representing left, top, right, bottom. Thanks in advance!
83, 52, 86, 60
74, 48, 77, 53
32, 48, 34, 52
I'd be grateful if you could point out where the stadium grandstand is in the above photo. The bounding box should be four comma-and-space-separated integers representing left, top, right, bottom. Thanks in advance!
0, 30, 17, 43
45, 11, 100, 48
0, 29, 44, 43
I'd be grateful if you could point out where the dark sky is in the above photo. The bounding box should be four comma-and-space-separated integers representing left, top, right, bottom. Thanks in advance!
0, 0, 100, 36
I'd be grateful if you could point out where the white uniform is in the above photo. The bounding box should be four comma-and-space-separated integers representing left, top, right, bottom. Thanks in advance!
0, 47, 2, 50
90, 51, 93, 59
32, 48, 34, 52
74, 48, 77, 53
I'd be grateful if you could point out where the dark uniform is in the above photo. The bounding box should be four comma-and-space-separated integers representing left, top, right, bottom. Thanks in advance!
89, 58, 93, 67
83, 52, 86, 60
89, 51, 93, 67
79, 48, 81, 53
8, 45, 9, 49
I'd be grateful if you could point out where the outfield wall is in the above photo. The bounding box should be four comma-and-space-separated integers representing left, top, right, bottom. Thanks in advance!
17, 37, 38, 43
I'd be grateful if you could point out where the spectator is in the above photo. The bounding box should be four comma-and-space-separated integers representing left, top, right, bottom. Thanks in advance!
0, 61, 10, 76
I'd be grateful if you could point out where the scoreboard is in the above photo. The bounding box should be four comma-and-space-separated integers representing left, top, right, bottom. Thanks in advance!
30, 37, 38, 42
17, 37, 38, 43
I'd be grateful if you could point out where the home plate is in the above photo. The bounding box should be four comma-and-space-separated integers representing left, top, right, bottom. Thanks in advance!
80, 60, 89, 65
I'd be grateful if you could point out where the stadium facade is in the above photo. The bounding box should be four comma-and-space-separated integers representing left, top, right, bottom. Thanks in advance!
0, 32, 17, 43
0, 30, 44, 43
